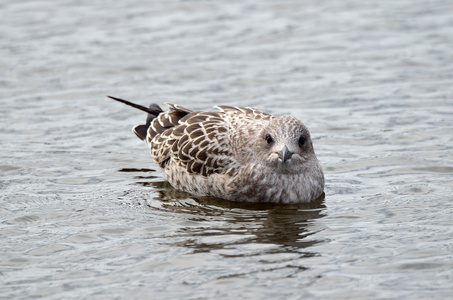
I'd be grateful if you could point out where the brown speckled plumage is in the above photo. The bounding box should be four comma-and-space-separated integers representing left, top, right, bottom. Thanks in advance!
109, 96, 324, 203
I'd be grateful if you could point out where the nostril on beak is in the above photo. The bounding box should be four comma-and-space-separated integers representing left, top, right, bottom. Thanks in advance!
277, 145, 293, 163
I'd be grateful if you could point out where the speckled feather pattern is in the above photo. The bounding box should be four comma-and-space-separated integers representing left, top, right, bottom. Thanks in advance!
126, 102, 325, 204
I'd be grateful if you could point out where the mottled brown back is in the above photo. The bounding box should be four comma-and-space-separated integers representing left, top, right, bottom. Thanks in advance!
145, 104, 273, 177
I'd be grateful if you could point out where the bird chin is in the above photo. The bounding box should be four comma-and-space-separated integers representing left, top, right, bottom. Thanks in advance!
266, 158, 299, 174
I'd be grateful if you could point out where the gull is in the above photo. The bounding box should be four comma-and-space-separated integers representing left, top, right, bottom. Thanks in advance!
108, 96, 324, 203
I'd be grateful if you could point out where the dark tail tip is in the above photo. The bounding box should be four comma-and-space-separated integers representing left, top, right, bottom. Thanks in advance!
107, 96, 163, 115
133, 124, 149, 141
108, 96, 163, 141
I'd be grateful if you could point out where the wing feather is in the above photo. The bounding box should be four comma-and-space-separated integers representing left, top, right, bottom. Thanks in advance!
148, 104, 274, 177
150, 111, 235, 176
215, 105, 273, 120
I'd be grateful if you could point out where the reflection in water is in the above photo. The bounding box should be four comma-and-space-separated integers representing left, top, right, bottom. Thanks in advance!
125, 168, 327, 255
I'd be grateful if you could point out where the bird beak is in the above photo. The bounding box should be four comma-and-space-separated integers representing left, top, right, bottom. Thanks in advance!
278, 145, 293, 163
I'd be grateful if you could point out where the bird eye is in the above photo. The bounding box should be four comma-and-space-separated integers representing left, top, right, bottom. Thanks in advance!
265, 134, 273, 144
299, 136, 306, 147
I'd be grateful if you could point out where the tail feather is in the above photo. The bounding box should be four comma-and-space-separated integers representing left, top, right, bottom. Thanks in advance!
108, 96, 163, 141
133, 124, 149, 140
107, 96, 163, 115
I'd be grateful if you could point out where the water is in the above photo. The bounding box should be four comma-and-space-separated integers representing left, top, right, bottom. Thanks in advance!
1, 0, 453, 298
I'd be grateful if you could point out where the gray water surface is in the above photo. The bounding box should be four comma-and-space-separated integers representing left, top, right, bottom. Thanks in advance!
1, 0, 453, 299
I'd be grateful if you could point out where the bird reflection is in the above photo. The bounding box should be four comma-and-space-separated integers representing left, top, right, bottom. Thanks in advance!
145, 179, 326, 255
122, 168, 327, 255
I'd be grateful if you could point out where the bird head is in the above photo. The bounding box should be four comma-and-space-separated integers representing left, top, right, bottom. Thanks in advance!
254, 116, 319, 174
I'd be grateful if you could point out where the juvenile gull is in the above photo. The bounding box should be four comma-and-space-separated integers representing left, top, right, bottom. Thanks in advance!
109, 96, 324, 203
